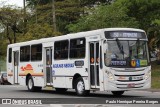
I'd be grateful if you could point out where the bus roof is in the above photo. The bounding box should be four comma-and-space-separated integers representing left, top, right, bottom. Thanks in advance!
8, 28, 145, 47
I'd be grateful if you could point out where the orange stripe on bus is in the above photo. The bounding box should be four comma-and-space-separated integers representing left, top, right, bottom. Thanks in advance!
19, 73, 44, 76
8, 74, 13, 76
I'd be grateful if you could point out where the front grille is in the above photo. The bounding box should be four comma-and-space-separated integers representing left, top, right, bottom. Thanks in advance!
116, 82, 144, 89
115, 74, 144, 82
116, 83, 144, 85
115, 74, 144, 76
111, 68, 146, 72
117, 79, 143, 82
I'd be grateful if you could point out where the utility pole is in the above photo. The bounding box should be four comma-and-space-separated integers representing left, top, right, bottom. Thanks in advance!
23, 0, 26, 34
52, 0, 57, 32
35, 0, 40, 24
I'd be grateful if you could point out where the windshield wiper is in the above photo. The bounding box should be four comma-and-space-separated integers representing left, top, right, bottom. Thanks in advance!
136, 39, 140, 59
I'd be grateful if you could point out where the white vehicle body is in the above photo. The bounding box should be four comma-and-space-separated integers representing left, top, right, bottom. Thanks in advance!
7, 28, 151, 95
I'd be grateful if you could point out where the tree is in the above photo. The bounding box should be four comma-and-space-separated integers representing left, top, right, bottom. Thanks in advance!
67, 2, 139, 32
116, 0, 160, 31
25, 0, 116, 34
26, 0, 85, 34
0, 6, 23, 44
19, 23, 61, 42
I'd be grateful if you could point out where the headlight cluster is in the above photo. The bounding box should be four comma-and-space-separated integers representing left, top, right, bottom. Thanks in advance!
144, 70, 151, 80
106, 70, 114, 81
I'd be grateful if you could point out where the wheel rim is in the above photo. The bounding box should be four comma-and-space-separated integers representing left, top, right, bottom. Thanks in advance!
77, 81, 84, 94
28, 79, 33, 89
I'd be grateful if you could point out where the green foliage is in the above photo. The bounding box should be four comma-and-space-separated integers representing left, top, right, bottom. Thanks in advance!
18, 23, 61, 42
26, 0, 52, 6
0, 6, 24, 43
151, 61, 160, 89
0, 33, 7, 56
26, 0, 85, 34
26, 0, 114, 34
147, 24, 160, 50
116, 0, 160, 30
67, 3, 139, 32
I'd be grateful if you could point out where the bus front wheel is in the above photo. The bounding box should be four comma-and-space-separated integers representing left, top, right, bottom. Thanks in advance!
111, 91, 124, 96
75, 77, 89, 96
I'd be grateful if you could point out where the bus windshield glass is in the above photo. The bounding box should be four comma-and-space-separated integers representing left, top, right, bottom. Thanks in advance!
105, 40, 149, 68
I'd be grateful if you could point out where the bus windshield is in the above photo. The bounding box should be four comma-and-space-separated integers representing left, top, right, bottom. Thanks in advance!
105, 40, 149, 68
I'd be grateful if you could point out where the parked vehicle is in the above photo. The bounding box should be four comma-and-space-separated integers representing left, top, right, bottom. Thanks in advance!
0, 72, 11, 85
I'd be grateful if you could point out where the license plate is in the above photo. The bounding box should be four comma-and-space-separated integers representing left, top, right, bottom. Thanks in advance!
127, 83, 135, 88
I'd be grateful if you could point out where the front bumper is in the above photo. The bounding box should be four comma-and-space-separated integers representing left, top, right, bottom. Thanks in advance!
105, 77, 151, 91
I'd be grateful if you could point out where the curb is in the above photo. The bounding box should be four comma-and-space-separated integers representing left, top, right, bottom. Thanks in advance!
146, 89, 160, 92
141, 89, 160, 92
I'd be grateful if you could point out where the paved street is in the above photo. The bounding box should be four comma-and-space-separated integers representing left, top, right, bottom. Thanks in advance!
1, 85, 160, 98
0, 85, 160, 107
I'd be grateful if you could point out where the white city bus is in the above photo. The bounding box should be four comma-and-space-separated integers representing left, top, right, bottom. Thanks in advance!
7, 28, 151, 96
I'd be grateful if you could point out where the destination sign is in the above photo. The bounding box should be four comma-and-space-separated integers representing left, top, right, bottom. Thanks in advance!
105, 31, 146, 39
111, 61, 126, 66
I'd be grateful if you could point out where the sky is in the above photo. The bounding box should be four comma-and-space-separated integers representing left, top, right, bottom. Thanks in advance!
0, 0, 24, 7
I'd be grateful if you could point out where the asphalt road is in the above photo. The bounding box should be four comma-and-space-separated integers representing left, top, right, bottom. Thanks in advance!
0, 85, 160, 107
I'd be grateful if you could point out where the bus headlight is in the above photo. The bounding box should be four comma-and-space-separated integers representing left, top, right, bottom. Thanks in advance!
106, 71, 115, 81
144, 71, 151, 80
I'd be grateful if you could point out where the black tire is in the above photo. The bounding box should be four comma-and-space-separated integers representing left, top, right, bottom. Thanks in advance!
27, 76, 42, 92
35, 87, 42, 92
27, 76, 35, 92
55, 88, 67, 93
75, 77, 90, 96
112, 91, 124, 96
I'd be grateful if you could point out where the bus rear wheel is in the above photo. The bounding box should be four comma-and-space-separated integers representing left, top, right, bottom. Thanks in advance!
75, 77, 89, 96
27, 76, 41, 92
111, 91, 124, 96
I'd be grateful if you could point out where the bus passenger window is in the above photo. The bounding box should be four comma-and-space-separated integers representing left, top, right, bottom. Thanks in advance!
8, 48, 12, 63
54, 40, 69, 60
31, 44, 42, 61
20, 46, 30, 62
70, 38, 86, 59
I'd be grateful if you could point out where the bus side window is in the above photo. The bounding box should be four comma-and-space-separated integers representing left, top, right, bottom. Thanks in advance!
54, 40, 69, 60
20, 46, 30, 62
70, 38, 86, 59
31, 44, 42, 61
8, 48, 12, 63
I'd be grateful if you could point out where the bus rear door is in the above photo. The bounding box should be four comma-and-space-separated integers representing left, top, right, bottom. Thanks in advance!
13, 50, 19, 84
89, 41, 100, 89
44, 47, 53, 86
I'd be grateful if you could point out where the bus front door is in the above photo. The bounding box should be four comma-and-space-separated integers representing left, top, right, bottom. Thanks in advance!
45, 48, 53, 85
90, 42, 100, 88
13, 51, 19, 84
